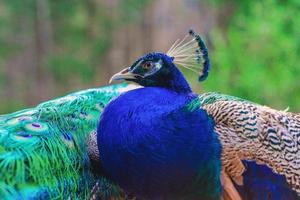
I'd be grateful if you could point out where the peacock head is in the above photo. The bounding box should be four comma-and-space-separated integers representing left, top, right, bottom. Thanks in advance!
109, 29, 210, 93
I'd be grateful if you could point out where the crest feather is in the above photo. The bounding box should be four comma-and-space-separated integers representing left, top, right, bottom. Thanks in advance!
167, 29, 210, 82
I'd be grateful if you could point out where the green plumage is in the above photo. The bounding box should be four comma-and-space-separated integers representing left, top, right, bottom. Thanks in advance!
0, 83, 131, 199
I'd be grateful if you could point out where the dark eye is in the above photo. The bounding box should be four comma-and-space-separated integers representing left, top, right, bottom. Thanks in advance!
142, 61, 153, 70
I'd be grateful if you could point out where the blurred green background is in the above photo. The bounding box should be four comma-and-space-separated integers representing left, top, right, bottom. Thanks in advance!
0, 0, 299, 113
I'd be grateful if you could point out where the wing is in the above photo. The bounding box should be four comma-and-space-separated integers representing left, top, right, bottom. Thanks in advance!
199, 92, 300, 199
0, 83, 138, 199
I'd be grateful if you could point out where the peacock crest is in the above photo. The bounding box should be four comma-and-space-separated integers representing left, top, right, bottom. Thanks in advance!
167, 29, 210, 81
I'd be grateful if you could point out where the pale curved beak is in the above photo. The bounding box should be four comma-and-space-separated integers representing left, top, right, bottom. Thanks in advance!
109, 68, 138, 84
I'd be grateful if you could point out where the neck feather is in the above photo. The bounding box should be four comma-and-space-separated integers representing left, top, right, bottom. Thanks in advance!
167, 67, 192, 94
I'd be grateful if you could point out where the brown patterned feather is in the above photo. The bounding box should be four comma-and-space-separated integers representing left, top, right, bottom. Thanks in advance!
200, 94, 300, 196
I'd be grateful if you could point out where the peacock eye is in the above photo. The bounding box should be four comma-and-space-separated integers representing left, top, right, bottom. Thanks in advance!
142, 61, 153, 70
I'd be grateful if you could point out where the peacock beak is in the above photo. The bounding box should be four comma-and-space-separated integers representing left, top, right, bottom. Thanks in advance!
109, 68, 139, 84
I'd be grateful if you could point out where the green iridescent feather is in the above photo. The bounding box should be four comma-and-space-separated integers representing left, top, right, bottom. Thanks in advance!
0, 83, 133, 199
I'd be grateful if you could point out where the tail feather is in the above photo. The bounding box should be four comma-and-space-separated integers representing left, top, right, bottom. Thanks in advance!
0, 83, 134, 199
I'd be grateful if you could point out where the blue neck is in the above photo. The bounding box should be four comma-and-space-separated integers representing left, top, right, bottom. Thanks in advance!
164, 66, 192, 94
170, 75, 192, 94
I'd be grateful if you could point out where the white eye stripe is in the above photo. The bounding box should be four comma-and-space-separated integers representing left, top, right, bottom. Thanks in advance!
130, 60, 143, 71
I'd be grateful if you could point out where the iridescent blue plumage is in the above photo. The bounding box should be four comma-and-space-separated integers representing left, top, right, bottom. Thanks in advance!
237, 161, 299, 200
97, 52, 222, 199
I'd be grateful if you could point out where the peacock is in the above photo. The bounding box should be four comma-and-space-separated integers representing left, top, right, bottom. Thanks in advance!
95, 29, 300, 200
97, 30, 222, 200
0, 29, 299, 199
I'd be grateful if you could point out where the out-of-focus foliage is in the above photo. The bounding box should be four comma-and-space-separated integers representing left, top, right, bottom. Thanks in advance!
47, 0, 149, 86
204, 0, 300, 111
0, 0, 149, 113
0, 0, 299, 113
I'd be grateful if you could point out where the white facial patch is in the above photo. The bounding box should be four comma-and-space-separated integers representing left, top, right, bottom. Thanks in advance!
155, 59, 163, 70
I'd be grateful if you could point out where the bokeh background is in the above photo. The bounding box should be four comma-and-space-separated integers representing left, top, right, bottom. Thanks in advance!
0, 0, 300, 113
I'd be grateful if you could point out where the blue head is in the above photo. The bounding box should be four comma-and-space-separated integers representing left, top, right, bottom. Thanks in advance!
110, 29, 210, 93
110, 52, 192, 93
